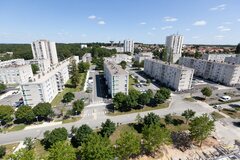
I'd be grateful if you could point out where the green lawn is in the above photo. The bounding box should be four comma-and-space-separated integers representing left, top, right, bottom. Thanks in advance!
3, 143, 19, 156
51, 73, 86, 107
34, 140, 49, 159
129, 76, 137, 91
183, 97, 196, 102
5, 124, 26, 132
160, 116, 189, 132
62, 117, 81, 124
107, 102, 169, 116
211, 111, 225, 120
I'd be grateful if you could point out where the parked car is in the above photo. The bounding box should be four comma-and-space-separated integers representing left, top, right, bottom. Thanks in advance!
213, 105, 222, 110
219, 96, 231, 102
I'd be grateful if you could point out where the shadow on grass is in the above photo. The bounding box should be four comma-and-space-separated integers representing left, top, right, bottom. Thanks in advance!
192, 96, 205, 101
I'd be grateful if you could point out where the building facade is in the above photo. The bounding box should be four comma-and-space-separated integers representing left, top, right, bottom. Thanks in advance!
202, 54, 236, 62
31, 40, 58, 70
224, 55, 240, 64
82, 53, 92, 63
104, 60, 129, 98
0, 59, 33, 84
179, 57, 240, 86
123, 40, 134, 53
20, 59, 70, 106
135, 52, 153, 63
165, 34, 184, 63
144, 59, 194, 91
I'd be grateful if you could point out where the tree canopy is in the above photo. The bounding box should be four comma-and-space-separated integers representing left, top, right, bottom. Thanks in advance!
31, 64, 39, 74
43, 127, 68, 149
201, 87, 212, 98
72, 100, 84, 115
143, 113, 161, 127
62, 92, 75, 103
100, 119, 116, 137
48, 141, 76, 160
0, 105, 14, 124
80, 133, 114, 160
119, 61, 127, 70
72, 124, 93, 147
0, 84, 6, 92
78, 62, 90, 73
33, 103, 53, 119
181, 109, 196, 125
189, 114, 215, 146
15, 105, 35, 123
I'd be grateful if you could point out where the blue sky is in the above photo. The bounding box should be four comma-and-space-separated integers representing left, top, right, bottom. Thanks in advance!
0, 0, 240, 44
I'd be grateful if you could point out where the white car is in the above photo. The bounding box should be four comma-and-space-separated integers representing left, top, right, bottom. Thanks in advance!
219, 96, 231, 102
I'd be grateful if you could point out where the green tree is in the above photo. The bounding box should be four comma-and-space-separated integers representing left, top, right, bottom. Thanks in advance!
0, 146, 6, 158
154, 91, 166, 104
72, 124, 93, 147
70, 60, 80, 87
171, 131, 192, 152
146, 89, 154, 99
15, 105, 35, 123
194, 52, 201, 58
78, 62, 90, 73
4, 149, 35, 160
113, 92, 127, 111
100, 119, 116, 137
138, 93, 151, 106
189, 114, 215, 146
159, 87, 171, 99
119, 61, 127, 70
125, 89, 141, 109
31, 64, 39, 74
0, 83, 6, 92
43, 127, 68, 149
24, 137, 34, 151
0, 105, 14, 124
161, 48, 168, 62
80, 133, 114, 160
115, 131, 141, 159
236, 43, 240, 54
48, 141, 76, 160
201, 87, 212, 99
181, 109, 196, 125
164, 114, 173, 125
33, 103, 53, 119
72, 100, 84, 115
143, 113, 161, 127
62, 92, 75, 103
142, 124, 171, 153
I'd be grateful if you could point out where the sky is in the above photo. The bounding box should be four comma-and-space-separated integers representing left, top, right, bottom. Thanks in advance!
0, 0, 240, 44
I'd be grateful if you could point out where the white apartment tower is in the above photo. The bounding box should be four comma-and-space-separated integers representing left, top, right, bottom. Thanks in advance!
144, 59, 194, 91
104, 60, 129, 98
31, 40, 58, 71
123, 40, 134, 53
165, 34, 184, 63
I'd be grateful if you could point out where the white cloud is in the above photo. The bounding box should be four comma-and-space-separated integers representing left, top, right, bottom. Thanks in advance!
192, 36, 200, 39
151, 27, 156, 30
161, 26, 173, 30
193, 20, 207, 26
215, 35, 224, 39
217, 26, 231, 32
98, 21, 106, 25
164, 16, 178, 22
140, 22, 146, 25
88, 15, 96, 20
210, 4, 226, 11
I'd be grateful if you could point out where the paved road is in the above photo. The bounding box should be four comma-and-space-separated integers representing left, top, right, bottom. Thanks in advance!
0, 93, 22, 106
0, 94, 217, 145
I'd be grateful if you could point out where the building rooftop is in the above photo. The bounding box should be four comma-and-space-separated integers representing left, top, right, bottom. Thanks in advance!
104, 59, 128, 75
0, 59, 27, 68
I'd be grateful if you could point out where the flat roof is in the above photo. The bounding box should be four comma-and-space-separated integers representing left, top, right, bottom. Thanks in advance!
104, 60, 128, 75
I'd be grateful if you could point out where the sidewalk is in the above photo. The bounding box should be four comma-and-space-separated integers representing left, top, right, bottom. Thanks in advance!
24, 122, 62, 130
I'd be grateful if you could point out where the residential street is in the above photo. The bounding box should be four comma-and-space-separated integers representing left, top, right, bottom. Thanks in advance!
0, 93, 228, 145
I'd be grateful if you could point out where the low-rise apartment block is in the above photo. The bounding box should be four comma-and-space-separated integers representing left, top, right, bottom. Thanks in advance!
202, 54, 236, 62
82, 53, 92, 63
179, 57, 240, 86
135, 52, 153, 63
20, 57, 75, 106
144, 59, 194, 91
0, 59, 33, 84
104, 60, 129, 97
225, 55, 240, 64
104, 54, 132, 64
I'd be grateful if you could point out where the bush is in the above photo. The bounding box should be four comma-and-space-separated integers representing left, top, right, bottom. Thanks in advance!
0, 146, 6, 158
62, 92, 75, 103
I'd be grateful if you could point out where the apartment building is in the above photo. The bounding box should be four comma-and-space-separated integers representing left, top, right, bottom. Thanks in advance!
202, 53, 236, 62
225, 55, 240, 64
135, 52, 153, 63
123, 40, 134, 53
82, 53, 92, 63
144, 59, 194, 91
165, 34, 184, 63
20, 59, 70, 106
179, 57, 240, 86
0, 59, 33, 84
104, 60, 129, 98
102, 46, 124, 53
104, 54, 132, 64
26, 59, 51, 72
31, 40, 58, 71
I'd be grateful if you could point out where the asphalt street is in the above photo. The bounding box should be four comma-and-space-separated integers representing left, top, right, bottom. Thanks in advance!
0, 94, 219, 145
